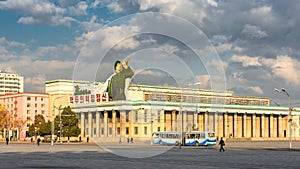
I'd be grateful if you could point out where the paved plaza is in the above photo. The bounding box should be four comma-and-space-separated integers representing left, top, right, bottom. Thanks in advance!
0, 141, 300, 169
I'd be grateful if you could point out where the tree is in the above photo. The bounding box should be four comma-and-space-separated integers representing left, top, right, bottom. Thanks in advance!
0, 106, 10, 137
28, 114, 50, 137
54, 106, 80, 139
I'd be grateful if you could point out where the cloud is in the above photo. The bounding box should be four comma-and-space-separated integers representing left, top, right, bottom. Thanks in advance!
0, 0, 76, 26
108, 1, 123, 13
242, 24, 268, 38
94, 25, 141, 50
248, 86, 264, 95
262, 55, 300, 85
67, 1, 88, 16
231, 55, 262, 67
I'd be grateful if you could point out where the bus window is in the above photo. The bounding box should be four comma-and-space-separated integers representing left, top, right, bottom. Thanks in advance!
208, 133, 215, 138
200, 133, 205, 138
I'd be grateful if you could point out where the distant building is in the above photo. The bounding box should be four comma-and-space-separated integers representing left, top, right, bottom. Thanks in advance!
0, 93, 49, 140
0, 70, 24, 95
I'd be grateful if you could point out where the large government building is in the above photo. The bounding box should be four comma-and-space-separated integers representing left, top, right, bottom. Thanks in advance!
46, 79, 300, 142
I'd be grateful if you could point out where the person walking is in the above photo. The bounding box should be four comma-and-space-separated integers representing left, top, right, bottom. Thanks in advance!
219, 137, 225, 152
6, 137, 9, 145
37, 138, 41, 146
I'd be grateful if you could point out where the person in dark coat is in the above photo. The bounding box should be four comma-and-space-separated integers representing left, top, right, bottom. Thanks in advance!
37, 138, 41, 146
219, 137, 225, 152
6, 137, 9, 145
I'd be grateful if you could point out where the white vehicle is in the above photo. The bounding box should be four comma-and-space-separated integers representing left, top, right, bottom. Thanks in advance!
153, 131, 216, 146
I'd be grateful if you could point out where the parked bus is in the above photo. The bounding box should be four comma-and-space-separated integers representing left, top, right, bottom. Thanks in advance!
153, 131, 216, 146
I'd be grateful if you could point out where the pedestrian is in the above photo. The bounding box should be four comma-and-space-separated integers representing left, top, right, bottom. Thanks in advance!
6, 137, 9, 145
130, 137, 133, 143
219, 137, 225, 152
37, 138, 41, 146
127, 137, 130, 144
119, 137, 122, 144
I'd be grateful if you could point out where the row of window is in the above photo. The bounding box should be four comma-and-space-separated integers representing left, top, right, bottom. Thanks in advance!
1, 97, 45, 103
86, 126, 163, 136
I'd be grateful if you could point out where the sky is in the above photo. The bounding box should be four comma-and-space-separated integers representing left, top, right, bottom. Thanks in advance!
0, 0, 300, 107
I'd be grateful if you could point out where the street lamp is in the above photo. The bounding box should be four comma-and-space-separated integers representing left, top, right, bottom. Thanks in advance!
51, 96, 63, 146
274, 88, 292, 149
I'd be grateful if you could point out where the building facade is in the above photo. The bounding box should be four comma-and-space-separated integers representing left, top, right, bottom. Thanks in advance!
0, 70, 24, 95
45, 80, 300, 142
0, 93, 49, 140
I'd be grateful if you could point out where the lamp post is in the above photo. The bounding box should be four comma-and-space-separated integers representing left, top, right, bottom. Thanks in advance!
51, 96, 63, 146
274, 88, 292, 149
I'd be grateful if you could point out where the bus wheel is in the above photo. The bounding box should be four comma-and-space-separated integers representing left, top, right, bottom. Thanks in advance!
159, 140, 162, 145
195, 141, 199, 146
175, 141, 179, 146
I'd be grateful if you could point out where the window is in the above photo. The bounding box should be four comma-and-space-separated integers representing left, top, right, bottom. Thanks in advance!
35, 110, 37, 114
41, 98, 44, 101
41, 104, 45, 109
35, 97, 37, 101
134, 127, 138, 135
126, 127, 129, 135
101, 128, 104, 135
126, 112, 129, 122
27, 116, 30, 120
157, 112, 160, 122
27, 97, 31, 101
117, 127, 120, 135
135, 112, 138, 122
41, 110, 45, 115
157, 127, 160, 132
35, 103, 37, 108
27, 103, 30, 107
27, 110, 31, 114
144, 127, 147, 135
94, 128, 96, 135
144, 112, 147, 122
109, 127, 112, 135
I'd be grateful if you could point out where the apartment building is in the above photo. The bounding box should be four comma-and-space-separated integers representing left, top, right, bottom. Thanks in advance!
0, 93, 49, 140
0, 70, 24, 95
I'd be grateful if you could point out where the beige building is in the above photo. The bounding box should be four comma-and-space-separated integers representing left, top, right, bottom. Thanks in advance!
46, 80, 300, 142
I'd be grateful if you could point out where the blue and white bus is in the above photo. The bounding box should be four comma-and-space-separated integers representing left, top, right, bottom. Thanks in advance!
153, 131, 216, 146
153, 131, 181, 145
185, 131, 216, 146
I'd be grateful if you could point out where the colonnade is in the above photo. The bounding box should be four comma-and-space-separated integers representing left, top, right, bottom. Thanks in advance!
77, 109, 290, 141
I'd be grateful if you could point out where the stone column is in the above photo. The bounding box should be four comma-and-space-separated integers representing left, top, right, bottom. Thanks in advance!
96, 111, 100, 137
278, 114, 282, 138
88, 111, 92, 137
224, 112, 228, 138
261, 114, 265, 137
243, 113, 247, 137
112, 110, 116, 137
204, 111, 208, 131
252, 114, 256, 138
183, 110, 187, 132
270, 114, 273, 137
104, 111, 108, 137
172, 110, 176, 131
160, 109, 165, 131
120, 110, 126, 137
214, 112, 218, 134
80, 112, 85, 137
233, 113, 237, 138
